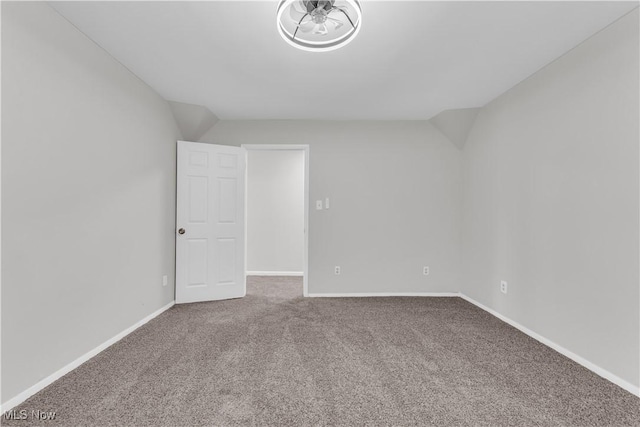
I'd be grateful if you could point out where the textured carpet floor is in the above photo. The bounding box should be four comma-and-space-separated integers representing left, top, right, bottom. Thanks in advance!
4, 276, 639, 426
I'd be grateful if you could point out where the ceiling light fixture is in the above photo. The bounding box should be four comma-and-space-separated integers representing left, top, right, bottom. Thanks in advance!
277, 0, 362, 52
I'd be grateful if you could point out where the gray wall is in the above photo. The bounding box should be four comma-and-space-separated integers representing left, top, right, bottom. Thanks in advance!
201, 121, 463, 294
461, 9, 639, 388
1, 2, 181, 403
3, 0, 637, 406
247, 150, 305, 273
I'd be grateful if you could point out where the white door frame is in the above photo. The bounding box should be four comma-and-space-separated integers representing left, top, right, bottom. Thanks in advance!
242, 144, 309, 297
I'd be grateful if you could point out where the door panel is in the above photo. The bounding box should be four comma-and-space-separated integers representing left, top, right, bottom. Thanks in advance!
176, 141, 246, 303
188, 176, 208, 223
186, 239, 208, 287
216, 238, 236, 284
218, 178, 237, 222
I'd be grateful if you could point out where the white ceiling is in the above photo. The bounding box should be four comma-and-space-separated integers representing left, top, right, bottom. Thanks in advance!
50, 1, 638, 120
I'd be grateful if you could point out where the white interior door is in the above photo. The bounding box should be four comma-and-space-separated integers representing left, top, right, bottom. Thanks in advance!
176, 141, 246, 304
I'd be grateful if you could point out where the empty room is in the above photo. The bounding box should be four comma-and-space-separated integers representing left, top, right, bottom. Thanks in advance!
2, 1, 639, 425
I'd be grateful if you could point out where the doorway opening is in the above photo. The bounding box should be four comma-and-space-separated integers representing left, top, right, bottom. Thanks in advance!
242, 145, 309, 297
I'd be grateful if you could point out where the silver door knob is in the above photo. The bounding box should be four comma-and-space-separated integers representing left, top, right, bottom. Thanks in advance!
178, 228, 186, 235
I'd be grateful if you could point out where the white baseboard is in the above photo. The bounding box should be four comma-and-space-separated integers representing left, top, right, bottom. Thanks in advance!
0, 300, 175, 413
459, 293, 640, 397
247, 271, 303, 277
307, 292, 459, 298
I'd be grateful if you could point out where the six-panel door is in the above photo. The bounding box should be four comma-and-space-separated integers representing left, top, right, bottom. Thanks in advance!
176, 141, 246, 303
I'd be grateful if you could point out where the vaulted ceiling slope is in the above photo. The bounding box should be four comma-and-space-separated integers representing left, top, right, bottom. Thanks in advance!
50, 1, 638, 121
168, 101, 219, 141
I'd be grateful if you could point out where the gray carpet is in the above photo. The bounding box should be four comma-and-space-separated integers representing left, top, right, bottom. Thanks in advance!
4, 276, 639, 426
